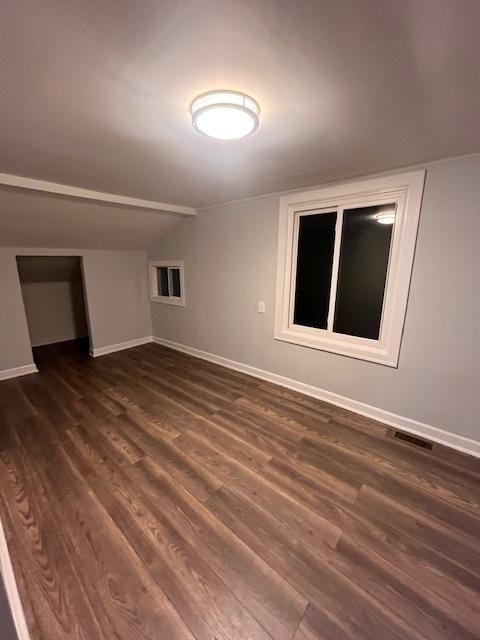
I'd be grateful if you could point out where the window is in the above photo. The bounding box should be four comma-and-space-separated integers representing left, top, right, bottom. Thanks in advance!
149, 260, 185, 306
275, 171, 425, 366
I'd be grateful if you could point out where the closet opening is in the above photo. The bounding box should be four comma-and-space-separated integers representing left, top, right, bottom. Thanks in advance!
16, 255, 92, 368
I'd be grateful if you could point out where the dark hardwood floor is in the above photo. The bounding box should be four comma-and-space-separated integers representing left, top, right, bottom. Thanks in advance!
0, 339, 479, 640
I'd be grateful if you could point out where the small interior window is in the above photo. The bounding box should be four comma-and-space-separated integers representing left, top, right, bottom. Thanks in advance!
157, 267, 169, 296
169, 268, 181, 297
149, 261, 185, 306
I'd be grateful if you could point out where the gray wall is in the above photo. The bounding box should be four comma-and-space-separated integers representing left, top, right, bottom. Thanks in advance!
0, 250, 33, 370
81, 250, 152, 350
20, 280, 88, 347
0, 248, 152, 370
149, 154, 480, 442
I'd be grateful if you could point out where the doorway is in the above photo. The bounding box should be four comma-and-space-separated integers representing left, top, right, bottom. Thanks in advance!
16, 255, 91, 367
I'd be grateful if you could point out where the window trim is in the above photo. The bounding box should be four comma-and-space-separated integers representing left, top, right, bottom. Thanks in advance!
149, 260, 185, 306
274, 171, 426, 367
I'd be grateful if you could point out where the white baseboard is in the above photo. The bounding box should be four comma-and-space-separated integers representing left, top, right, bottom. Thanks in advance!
0, 516, 31, 640
91, 336, 153, 358
153, 336, 480, 459
0, 364, 38, 382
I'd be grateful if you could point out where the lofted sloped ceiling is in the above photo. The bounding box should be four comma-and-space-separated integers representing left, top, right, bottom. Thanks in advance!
1, 0, 479, 248
0, 187, 182, 250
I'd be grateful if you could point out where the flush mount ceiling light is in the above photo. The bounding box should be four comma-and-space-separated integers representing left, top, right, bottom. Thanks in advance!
375, 210, 396, 225
190, 90, 260, 140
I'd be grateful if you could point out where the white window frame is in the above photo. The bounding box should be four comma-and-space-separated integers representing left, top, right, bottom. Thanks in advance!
274, 171, 425, 367
149, 260, 185, 306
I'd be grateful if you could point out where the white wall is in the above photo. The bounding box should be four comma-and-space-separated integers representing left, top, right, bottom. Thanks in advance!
0, 248, 152, 372
20, 280, 88, 347
149, 154, 480, 446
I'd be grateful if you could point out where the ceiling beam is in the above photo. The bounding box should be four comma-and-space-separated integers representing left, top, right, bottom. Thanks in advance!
0, 173, 197, 216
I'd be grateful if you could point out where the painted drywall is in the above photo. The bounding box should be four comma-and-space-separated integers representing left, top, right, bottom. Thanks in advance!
149, 154, 480, 443
81, 250, 152, 350
0, 248, 152, 372
2, 3, 480, 208
20, 280, 88, 347
0, 250, 34, 370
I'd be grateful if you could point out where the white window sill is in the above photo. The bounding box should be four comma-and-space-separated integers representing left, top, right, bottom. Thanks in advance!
274, 327, 397, 367
150, 295, 185, 307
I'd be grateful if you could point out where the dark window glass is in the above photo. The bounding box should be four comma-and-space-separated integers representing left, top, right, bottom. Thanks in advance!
157, 267, 169, 296
293, 211, 337, 329
170, 268, 181, 297
333, 205, 394, 340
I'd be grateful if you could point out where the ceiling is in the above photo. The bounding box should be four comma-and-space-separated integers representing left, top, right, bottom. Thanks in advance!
1, 0, 479, 247
0, 188, 180, 250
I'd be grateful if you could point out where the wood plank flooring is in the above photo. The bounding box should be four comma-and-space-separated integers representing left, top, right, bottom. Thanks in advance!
0, 339, 479, 640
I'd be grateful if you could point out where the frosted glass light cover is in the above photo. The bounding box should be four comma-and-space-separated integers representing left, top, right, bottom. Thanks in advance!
191, 91, 259, 140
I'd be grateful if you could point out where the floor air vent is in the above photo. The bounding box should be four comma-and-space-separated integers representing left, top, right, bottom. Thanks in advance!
393, 430, 433, 450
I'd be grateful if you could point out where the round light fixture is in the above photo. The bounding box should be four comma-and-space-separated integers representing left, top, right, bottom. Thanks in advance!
191, 90, 260, 140
375, 211, 396, 225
